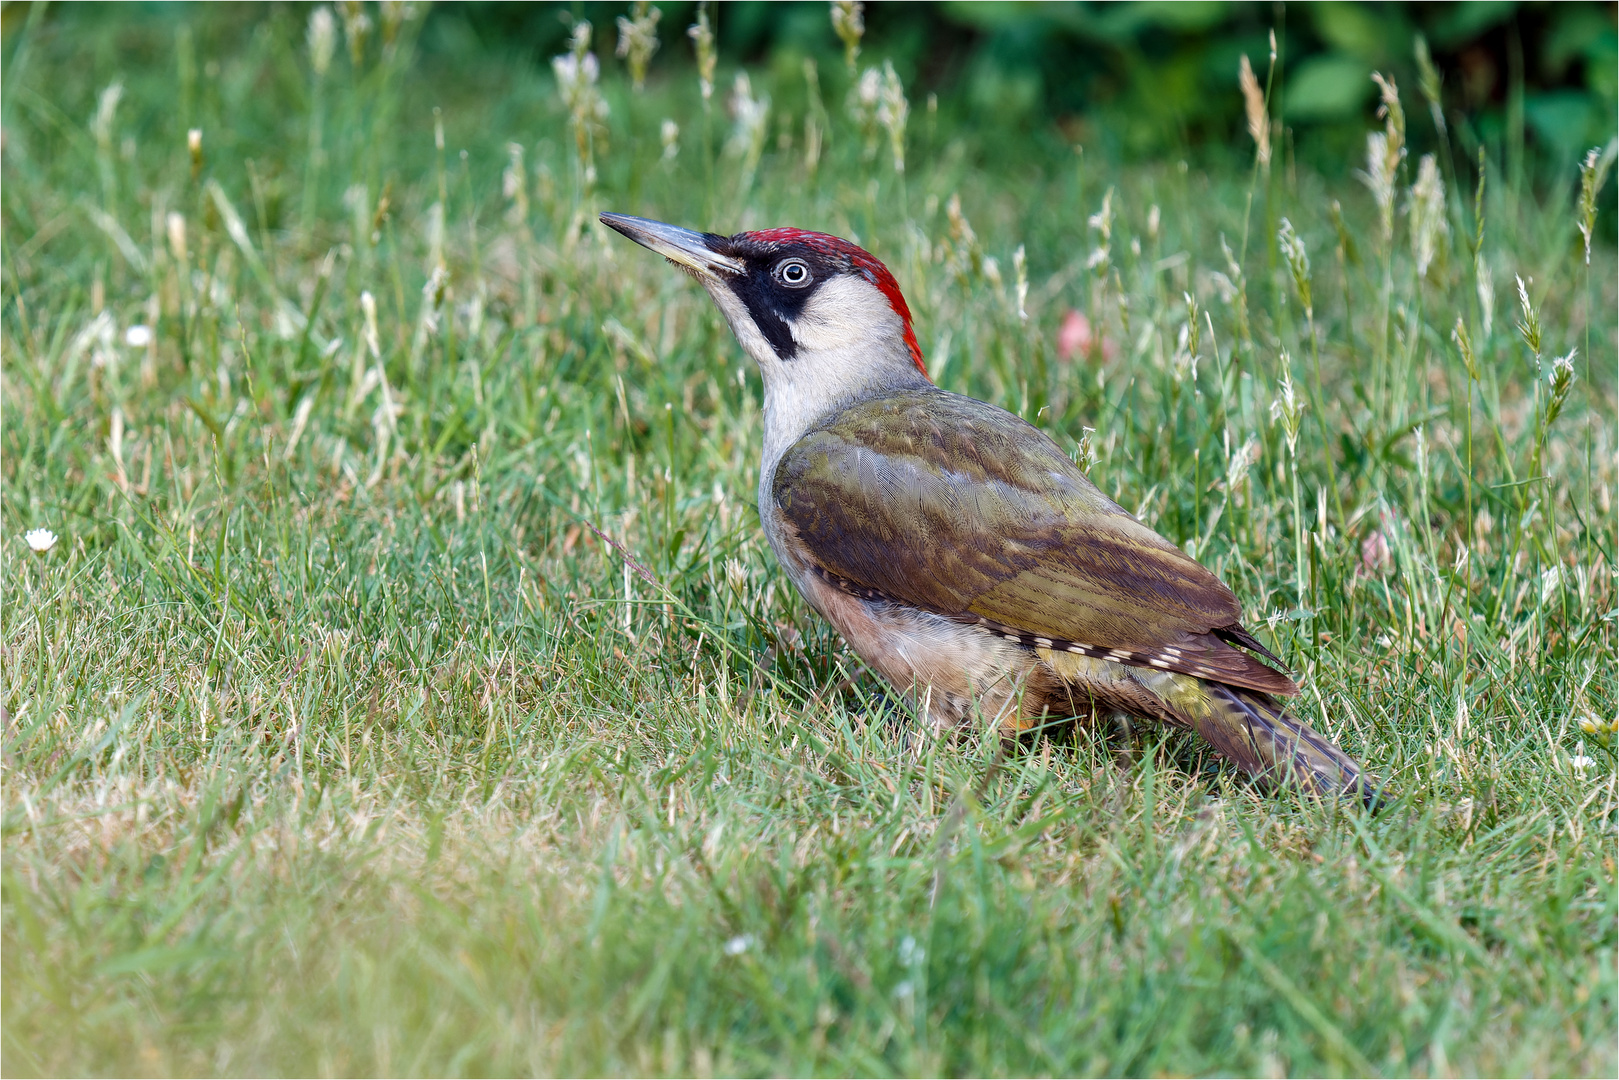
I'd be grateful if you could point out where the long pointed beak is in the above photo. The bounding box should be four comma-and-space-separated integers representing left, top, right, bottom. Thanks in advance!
599, 213, 742, 278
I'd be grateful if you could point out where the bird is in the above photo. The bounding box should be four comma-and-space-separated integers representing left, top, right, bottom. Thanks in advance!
601, 212, 1378, 806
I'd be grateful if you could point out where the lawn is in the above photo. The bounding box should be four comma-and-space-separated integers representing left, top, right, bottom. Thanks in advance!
2, 5, 1615, 1076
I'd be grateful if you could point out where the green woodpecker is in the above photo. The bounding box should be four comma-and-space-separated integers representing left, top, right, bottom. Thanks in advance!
601, 213, 1377, 806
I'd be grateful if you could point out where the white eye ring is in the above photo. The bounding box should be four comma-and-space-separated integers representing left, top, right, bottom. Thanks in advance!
776, 259, 811, 287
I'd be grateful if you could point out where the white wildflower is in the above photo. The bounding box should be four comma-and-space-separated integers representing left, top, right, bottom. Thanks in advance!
660, 118, 680, 161
124, 324, 153, 348
25, 529, 58, 554
723, 933, 754, 956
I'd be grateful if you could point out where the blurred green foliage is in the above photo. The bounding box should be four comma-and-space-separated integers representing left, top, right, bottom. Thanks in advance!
5, 1, 1612, 181
421, 1, 1616, 171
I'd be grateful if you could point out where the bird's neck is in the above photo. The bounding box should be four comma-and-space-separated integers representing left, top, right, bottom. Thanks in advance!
757, 343, 932, 506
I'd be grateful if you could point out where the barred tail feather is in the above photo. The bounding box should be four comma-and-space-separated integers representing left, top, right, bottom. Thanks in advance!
1191, 683, 1382, 809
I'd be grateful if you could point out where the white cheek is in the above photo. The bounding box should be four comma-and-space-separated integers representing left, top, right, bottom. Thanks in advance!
791, 276, 903, 352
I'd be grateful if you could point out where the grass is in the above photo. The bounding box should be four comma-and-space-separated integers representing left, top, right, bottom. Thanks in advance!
3, 5, 1615, 1076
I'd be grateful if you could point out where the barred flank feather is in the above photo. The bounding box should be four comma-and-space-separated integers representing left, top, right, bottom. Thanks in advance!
1191, 683, 1380, 809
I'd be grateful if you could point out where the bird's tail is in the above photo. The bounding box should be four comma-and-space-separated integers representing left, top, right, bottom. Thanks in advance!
1187, 683, 1383, 809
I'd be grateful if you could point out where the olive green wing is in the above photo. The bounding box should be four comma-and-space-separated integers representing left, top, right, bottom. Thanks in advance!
772, 390, 1297, 696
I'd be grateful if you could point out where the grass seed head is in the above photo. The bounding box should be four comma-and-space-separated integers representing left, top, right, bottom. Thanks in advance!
1578, 142, 1617, 266
1409, 154, 1448, 278
1476, 256, 1495, 338
1361, 74, 1406, 241
339, 1, 371, 66
877, 61, 908, 174
1515, 275, 1542, 359
832, 1, 865, 73
1276, 217, 1312, 317
307, 7, 336, 77
1269, 357, 1304, 455
1238, 54, 1270, 168
503, 143, 528, 222
616, 2, 662, 91
727, 72, 771, 184
1013, 244, 1028, 321
1087, 188, 1115, 273
91, 80, 123, 149
554, 24, 609, 187
688, 3, 716, 105
850, 66, 883, 159
166, 212, 187, 263
378, 0, 417, 49
1452, 317, 1480, 381
1413, 35, 1446, 138
1544, 350, 1577, 430
360, 290, 380, 360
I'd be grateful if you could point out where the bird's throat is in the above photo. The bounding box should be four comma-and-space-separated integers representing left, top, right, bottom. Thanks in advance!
757, 357, 932, 504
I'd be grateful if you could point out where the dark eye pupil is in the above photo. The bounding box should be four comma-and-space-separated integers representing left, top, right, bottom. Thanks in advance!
782, 261, 807, 282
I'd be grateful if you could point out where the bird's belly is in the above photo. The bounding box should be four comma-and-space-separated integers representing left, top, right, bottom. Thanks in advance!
763, 507, 1036, 731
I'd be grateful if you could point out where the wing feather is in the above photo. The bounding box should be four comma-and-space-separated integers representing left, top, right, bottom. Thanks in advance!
773, 390, 1297, 696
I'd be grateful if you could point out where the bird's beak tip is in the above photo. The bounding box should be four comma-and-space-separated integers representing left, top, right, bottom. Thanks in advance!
597, 213, 741, 277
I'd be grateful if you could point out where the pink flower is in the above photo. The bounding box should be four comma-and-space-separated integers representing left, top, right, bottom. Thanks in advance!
1058, 310, 1092, 360
1057, 310, 1116, 362
1361, 531, 1391, 574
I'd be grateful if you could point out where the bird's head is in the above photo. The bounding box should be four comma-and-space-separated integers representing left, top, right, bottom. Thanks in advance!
601, 214, 930, 410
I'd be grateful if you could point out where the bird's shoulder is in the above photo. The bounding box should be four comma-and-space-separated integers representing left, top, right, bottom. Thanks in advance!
780, 389, 1094, 492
